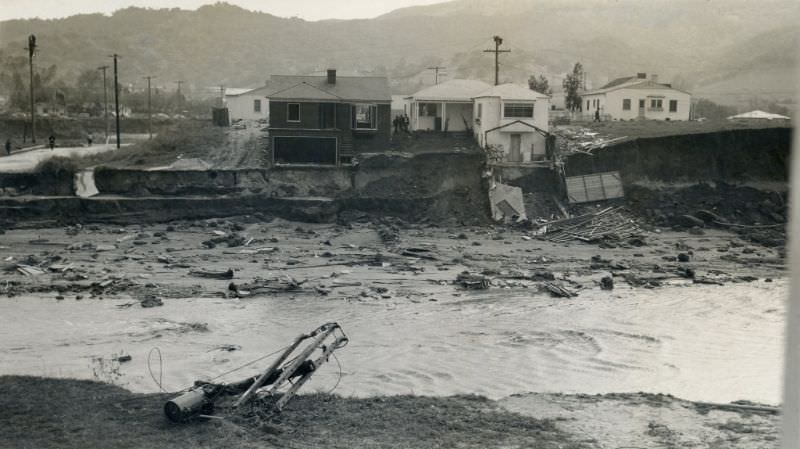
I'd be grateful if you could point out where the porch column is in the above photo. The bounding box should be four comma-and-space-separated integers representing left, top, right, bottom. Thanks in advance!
441, 102, 447, 132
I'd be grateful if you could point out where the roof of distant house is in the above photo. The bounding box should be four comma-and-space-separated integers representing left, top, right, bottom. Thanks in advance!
727, 110, 791, 120
223, 87, 256, 97
408, 79, 493, 101
583, 78, 691, 96
225, 85, 276, 97
265, 75, 391, 103
474, 83, 550, 101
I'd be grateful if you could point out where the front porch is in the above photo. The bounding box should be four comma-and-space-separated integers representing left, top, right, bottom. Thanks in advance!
412, 101, 474, 132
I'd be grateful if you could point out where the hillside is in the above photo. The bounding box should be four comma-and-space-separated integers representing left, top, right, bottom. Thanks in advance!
0, 0, 797, 102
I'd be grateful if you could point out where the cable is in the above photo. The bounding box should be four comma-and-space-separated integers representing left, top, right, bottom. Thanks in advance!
147, 347, 166, 393
326, 352, 343, 395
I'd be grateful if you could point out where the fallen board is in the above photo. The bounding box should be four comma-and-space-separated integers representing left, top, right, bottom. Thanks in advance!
566, 171, 623, 204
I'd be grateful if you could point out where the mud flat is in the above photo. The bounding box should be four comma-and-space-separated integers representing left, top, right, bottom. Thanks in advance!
0, 216, 786, 448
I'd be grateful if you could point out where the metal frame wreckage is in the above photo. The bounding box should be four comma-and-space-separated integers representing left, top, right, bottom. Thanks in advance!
164, 322, 349, 422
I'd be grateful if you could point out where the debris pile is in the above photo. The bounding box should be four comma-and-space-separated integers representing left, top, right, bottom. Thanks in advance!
537, 207, 642, 243
553, 127, 631, 154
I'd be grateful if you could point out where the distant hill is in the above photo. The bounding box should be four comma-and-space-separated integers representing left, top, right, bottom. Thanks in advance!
0, 0, 797, 105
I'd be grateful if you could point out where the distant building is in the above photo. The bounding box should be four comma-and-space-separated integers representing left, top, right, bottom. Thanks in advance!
580, 73, 691, 121
266, 69, 391, 166
225, 86, 271, 121
406, 79, 492, 132
473, 83, 550, 163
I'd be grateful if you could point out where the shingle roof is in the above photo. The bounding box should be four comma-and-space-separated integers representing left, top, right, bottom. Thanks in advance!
409, 79, 492, 101
473, 83, 550, 100
266, 75, 391, 103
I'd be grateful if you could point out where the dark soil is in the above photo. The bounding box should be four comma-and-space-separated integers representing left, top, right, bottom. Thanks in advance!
0, 376, 586, 449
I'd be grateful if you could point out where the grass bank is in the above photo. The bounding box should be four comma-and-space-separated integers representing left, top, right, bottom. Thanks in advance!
0, 376, 584, 449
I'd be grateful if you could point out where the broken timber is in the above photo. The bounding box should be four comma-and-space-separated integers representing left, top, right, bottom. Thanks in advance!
164, 322, 348, 422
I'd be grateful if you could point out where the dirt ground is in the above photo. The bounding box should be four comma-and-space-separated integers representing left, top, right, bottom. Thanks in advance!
0, 216, 786, 448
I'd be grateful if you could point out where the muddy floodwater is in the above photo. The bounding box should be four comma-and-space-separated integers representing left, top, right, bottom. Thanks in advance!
0, 279, 785, 404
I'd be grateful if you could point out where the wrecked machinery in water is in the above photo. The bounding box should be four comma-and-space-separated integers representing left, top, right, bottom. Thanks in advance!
164, 322, 349, 422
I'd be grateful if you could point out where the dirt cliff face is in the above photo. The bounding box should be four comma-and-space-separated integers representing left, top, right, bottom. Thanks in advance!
564, 127, 791, 183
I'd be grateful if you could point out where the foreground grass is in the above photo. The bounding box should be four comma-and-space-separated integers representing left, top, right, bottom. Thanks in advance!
0, 376, 585, 449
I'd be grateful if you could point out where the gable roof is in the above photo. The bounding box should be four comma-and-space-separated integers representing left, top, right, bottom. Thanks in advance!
474, 83, 550, 101
409, 79, 492, 101
727, 110, 791, 120
223, 87, 256, 97
266, 75, 391, 103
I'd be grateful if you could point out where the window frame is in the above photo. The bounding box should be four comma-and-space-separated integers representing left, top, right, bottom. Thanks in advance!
622, 99, 631, 111
287, 103, 301, 122
669, 99, 678, 113
253, 99, 261, 113
352, 103, 378, 130
503, 102, 534, 119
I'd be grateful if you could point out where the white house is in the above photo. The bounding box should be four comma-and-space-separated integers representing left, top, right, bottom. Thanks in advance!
224, 85, 271, 121
580, 73, 691, 121
407, 79, 492, 132
473, 83, 550, 163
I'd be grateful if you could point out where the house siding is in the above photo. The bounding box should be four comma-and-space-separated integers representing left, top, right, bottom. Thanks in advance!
583, 88, 691, 121
473, 97, 550, 162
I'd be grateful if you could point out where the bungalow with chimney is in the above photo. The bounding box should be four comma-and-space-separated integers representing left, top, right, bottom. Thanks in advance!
266, 70, 391, 165
580, 73, 691, 121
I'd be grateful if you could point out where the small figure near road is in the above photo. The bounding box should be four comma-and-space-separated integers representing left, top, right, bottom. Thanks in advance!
87, 132, 93, 147
594, 109, 600, 122
48, 134, 55, 151
4, 138, 11, 156
402, 114, 410, 133
392, 115, 399, 133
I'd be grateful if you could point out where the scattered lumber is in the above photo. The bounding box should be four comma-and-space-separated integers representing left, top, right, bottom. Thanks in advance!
541, 281, 577, 298
537, 206, 642, 243
189, 268, 234, 279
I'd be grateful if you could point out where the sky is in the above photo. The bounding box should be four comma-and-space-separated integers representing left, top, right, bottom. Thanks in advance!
0, 0, 448, 22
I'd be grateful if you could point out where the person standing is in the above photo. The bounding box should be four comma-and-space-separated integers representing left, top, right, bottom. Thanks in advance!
4, 138, 11, 156
87, 132, 93, 147
48, 134, 55, 150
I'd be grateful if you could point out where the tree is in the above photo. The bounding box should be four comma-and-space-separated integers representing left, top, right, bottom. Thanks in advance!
692, 98, 737, 120
562, 62, 584, 112
528, 74, 551, 95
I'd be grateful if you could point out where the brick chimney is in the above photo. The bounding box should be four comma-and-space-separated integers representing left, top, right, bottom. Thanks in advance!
327, 69, 336, 85
637, 72, 647, 79
650, 74, 659, 83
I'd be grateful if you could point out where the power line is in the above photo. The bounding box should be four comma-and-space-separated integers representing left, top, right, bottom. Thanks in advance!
426, 66, 446, 84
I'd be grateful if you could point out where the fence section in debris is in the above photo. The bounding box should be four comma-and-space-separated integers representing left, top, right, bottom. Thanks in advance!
566, 171, 623, 204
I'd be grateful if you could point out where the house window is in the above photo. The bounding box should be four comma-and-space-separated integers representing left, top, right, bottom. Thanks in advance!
418, 103, 436, 117
254, 99, 261, 113
287, 103, 300, 122
586, 100, 590, 110
353, 103, 377, 129
669, 100, 678, 112
477, 103, 482, 119
503, 103, 534, 118
649, 99, 663, 110
623, 99, 631, 110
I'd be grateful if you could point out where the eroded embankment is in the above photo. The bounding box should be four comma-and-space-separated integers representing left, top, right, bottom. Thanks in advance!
0, 151, 489, 225
564, 127, 791, 183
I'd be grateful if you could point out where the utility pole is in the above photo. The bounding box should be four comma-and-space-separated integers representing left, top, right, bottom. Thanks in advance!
426, 66, 446, 85
110, 54, 121, 149
143, 76, 154, 139
484, 35, 510, 86
219, 84, 225, 107
98, 65, 109, 141
26, 34, 36, 143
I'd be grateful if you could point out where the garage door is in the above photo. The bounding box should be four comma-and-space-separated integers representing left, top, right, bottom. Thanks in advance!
273, 137, 337, 165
